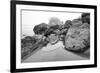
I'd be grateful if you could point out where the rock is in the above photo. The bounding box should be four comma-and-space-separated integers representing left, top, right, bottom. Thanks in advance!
48, 33, 59, 45
81, 13, 90, 24
64, 20, 72, 28
64, 23, 90, 52
21, 36, 39, 59
33, 23, 49, 35
71, 19, 83, 27
84, 49, 90, 57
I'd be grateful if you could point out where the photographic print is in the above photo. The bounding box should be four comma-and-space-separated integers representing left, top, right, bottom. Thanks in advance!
21, 10, 90, 63
11, 1, 97, 72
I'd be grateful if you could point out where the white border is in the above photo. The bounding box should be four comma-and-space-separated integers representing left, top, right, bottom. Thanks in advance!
16, 4, 94, 69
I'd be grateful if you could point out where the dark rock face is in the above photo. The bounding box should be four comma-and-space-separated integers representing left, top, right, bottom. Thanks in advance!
33, 23, 49, 35
81, 13, 90, 24
64, 20, 72, 28
21, 35, 49, 60
21, 36, 38, 59
44, 25, 60, 37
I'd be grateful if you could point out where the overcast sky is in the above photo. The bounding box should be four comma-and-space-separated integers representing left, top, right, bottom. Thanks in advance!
22, 10, 82, 36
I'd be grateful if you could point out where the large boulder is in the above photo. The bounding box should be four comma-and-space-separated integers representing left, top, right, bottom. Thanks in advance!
33, 23, 49, 35
64, 23, 90, 52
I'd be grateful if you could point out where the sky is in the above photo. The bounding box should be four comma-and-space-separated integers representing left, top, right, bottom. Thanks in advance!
22, 10, 82, 36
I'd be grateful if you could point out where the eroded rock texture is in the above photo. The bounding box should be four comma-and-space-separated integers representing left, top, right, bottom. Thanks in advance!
64, 22, 90, 52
